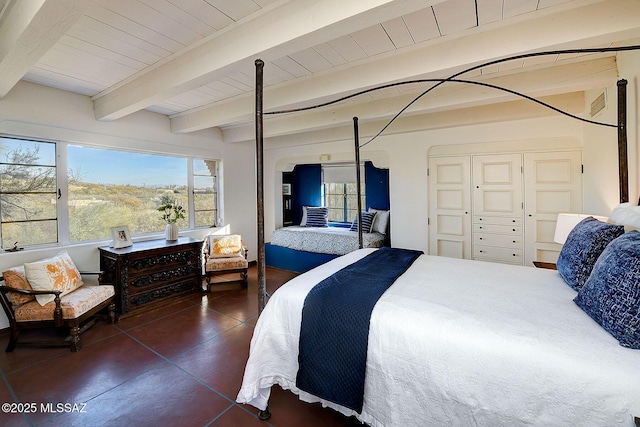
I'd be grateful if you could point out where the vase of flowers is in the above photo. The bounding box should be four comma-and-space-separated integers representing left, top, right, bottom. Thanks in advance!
158, 202, 185, 241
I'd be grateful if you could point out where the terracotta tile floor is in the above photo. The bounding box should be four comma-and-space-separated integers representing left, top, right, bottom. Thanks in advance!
0, 266, 364, 427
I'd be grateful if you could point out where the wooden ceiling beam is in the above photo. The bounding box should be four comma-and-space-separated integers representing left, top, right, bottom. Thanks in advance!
92, 0, 441, 122
0, 0, 93, 98
220, 57, 617, 143
170, 0, 640, 134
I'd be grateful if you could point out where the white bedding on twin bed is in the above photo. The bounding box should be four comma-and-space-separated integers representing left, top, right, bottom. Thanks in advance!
269, 226, 387, 255
237, 249, 640, 426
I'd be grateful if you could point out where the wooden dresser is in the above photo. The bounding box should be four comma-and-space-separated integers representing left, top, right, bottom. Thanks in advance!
99, 237, 203, 317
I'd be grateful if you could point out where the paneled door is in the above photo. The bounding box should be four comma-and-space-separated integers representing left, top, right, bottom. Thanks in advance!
428, 156, 471, 259
524, 151, 582, 265
472, 154, 523, 217
472, 154, 524, 264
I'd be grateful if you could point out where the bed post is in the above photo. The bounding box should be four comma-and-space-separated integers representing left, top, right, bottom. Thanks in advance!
354, 117, 363, 249
617, 79, 629, 204
255, 59, 267, 315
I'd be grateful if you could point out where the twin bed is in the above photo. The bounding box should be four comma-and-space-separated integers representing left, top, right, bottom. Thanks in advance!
266, 208, 391, 272
269, 225, 387, 256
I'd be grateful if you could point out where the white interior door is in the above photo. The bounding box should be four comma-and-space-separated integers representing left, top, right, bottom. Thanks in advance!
472, 154, 523, 217
524, 151, 583, 265
428, 156, 471, 259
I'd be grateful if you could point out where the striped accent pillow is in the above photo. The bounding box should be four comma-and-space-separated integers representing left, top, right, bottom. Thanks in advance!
305, 207, 328, 227
350, 211, 376, 233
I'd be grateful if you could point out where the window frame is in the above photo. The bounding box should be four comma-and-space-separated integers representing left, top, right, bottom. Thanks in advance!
321, 164, 365, 224
0, 135, 221, 250
0, 137, 60, 248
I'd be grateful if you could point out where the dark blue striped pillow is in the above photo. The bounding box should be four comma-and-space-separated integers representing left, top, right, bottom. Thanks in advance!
350, 211, 376, 233
305, 207, 328, 227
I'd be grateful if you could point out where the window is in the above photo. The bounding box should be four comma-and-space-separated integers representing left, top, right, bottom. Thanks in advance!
0, 136, 220, 249
67, 145, 191, 242
193, 160, 219, 228
0, 138, 58, 248
322, 164, 365, 223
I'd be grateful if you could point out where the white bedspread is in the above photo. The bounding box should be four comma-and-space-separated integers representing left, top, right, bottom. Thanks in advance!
269, 226, 387, 255
237, 249, 640, 426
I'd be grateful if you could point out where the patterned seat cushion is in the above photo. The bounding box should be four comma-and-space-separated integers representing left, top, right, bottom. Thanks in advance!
206, 256, 248, 272
574, 231, 640, 349
14, 285, 114, 322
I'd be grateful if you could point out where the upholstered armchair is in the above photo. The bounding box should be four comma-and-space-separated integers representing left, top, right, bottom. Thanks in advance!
204, 234, 249, 290
0, 251, 116, 352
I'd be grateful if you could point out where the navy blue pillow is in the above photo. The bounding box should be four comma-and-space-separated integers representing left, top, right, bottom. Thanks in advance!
556, 217, 624, 290
350, 211, 376, 233
304, 207, 328, 227
574, 231, 640, 349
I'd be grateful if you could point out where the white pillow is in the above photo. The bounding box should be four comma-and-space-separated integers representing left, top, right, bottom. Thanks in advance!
368, 208, 390, 234
608, 203, 640, 231
24, 251, 84, 306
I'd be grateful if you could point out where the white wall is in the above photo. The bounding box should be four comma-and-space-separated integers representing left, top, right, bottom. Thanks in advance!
217, 139, 258, 256
0, 82, 221, 158
617, 51, 640, 205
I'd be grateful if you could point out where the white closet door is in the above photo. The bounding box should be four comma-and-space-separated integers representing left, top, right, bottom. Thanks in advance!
428, 156, 471, 259
472, 154, 523, 217
524, 151, 583, 265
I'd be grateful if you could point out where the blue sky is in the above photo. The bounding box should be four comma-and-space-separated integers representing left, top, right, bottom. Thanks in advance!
68, 145, 187, 187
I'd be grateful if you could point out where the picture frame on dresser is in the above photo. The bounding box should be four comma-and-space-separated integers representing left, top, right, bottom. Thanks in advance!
110, 225, 133, 248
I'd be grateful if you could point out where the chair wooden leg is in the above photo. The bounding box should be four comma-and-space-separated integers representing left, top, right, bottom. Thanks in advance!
241, 270, 248, 288
5, 328, 18, 352
108, 303, 116, 324
69, 326, 81, 352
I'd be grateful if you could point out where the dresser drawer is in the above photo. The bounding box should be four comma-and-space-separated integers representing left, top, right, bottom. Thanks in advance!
128, 248, 199, 276
474, 233, 523, 248
473, 223, 522, 235
474, 245, 523, 263
473, 216, 522, 226
128, 278, 199, 310
128, 263, 199, 295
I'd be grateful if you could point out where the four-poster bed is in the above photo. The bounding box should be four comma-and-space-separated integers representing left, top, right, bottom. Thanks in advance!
242, 46, 640, 425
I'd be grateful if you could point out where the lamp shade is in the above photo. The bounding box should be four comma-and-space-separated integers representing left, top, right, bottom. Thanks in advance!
553, 213, 608, 244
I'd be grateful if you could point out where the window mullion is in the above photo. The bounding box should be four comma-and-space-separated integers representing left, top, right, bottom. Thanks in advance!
187, 158, 194, 229
343, 183, 348, 222
56, 142, 69, 244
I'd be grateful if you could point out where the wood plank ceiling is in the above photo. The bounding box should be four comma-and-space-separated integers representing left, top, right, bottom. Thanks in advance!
1, 0, 639, 143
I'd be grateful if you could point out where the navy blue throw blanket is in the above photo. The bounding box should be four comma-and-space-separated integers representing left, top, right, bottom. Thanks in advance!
296, 247, 423, 413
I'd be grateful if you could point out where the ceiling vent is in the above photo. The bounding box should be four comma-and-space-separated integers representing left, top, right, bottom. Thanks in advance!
590, 91, 606, 117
